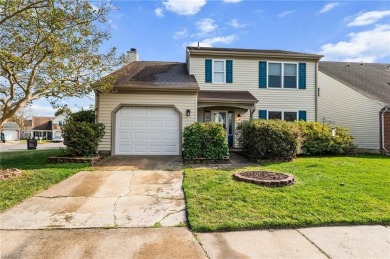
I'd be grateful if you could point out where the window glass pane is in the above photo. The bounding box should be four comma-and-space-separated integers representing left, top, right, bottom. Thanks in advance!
269, 63, 281, 75
284, 76, 297, 88
268, 75, 281, 87
228, 112, 233, 135
269, 111, 282, 120
214, 72, 224, 83
284, 64, 297, 76
214, 61, 224, 72
284, 112, 297, 121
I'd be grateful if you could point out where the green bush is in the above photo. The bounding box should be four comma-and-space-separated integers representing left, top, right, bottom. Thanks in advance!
237, 120, 301, 161
183, 122, 228, 160
62, 122, 105, 157
68, 109, 95, 123
299, 122, 355, 155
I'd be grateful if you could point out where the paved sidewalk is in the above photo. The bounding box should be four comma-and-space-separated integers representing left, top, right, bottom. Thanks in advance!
196, 225, 390, 259
0, 142, 65, 152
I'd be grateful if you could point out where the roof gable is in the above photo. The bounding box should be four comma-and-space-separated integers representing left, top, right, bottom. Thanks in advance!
319, 61, 390, 105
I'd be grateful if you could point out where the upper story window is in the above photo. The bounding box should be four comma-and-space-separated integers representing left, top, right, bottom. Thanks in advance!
205, 59, 233, 84
268, 62, 297, 88
259, 61, 305, 89
213, 60, 225, 83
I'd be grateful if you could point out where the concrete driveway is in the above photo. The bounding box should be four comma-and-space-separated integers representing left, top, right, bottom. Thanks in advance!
0, 156, 185, 228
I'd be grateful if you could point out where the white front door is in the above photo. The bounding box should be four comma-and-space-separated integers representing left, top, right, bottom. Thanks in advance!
115, 107, 180, 155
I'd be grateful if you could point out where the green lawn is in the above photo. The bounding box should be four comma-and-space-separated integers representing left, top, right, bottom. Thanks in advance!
183, 154, 390, 232
0, 149, 89, 212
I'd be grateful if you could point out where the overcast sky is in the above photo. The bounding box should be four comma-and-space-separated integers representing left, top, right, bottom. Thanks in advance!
32, 0, 390, 117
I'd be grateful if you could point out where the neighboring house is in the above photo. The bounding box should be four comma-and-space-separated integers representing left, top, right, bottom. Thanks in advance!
2, 122, 21, 141
31, 114, 66, 140
95, 47, 323, 155
318, 62, 390, 152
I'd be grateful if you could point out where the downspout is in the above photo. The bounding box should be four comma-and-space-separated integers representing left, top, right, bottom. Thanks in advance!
381, 107, 389, 150
315, 60, 319, 122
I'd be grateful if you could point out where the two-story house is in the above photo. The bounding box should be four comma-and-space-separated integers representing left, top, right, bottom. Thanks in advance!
95, 47, 322, 155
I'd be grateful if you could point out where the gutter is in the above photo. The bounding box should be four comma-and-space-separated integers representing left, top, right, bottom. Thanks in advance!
381, 107, 389, 149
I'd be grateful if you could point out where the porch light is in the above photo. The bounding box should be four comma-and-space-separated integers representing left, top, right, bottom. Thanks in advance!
237, 114, 241, 121
186, 109, 191, 116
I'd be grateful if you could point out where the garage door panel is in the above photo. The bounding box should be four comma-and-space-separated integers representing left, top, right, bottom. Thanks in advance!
115, 107, 180, 155
150, 120, 162, 128
150, 132, 163, 141
118, 132, 132, 140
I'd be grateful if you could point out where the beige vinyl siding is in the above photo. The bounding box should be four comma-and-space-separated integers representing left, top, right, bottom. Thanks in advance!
97, 92, 197, 152
190, 56, 317, 121
318, 72, 383, 150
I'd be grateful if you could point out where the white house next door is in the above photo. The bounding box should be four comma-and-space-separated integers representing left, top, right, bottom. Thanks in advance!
115, 107, 180, 155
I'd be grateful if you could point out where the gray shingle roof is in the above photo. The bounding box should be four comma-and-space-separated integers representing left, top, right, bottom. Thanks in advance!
3, 122, 20, 130
319, 61, 390, 105
198, 90, 258, 103
187, 46, 323, 58
99, 61, 199, 90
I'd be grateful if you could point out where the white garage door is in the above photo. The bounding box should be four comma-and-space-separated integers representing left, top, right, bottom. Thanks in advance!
3, 130, 18, 141
115, 107, 180, 155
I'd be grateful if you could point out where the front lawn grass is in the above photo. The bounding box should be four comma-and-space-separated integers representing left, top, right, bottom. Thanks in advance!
183, 154, 390, 232
0, 149, 89, 212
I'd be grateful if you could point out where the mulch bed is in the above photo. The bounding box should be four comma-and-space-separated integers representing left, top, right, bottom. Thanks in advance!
234, 170, 294, 187
0, 168, 22, 180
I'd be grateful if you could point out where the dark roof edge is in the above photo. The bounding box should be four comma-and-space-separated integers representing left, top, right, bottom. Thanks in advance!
100, 86, 200, 94
187, 47, 323, 60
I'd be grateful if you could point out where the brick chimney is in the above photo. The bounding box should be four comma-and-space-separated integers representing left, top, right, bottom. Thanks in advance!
125, 48, 139, 63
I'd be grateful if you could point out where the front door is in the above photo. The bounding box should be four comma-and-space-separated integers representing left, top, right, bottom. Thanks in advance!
211, 111, 234, 148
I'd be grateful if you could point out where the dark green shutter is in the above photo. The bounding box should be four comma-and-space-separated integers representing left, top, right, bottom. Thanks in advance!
299, 63, 306, 89
205, 59, 212, 83
299, 110, 307, 121
259, 110, 267, 119
226, 60, 233, 83
259, 61, 267, 88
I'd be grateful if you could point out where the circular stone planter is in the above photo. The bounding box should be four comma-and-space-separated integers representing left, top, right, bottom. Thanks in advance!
233, 171, 294, 187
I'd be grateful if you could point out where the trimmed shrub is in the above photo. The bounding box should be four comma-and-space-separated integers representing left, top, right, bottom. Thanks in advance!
299, 121, 355, 155
237, 120, 301, 161
183, 122, 228, 160
62, 109, 104, 156
63, 122, 105, 156
68, 109, 95, 123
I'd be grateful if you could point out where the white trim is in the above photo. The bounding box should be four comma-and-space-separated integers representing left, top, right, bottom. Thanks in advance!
266, 61, 298, 89
267, 110, 298, 121
212, 59, 226, 84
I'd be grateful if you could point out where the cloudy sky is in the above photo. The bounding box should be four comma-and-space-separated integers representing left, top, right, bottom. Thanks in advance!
33, 0, 390, 116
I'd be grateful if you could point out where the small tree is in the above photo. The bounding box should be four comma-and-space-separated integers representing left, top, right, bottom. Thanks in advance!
0, 0, 123, 130
62, 109, 104, 156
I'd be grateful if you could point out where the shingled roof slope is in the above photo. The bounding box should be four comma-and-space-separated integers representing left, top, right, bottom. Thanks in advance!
102, 61, 199, 90
198, 90, 258, 103
319, 61, 390, 105
187, 46, 323, 58
32, 117, 54, 131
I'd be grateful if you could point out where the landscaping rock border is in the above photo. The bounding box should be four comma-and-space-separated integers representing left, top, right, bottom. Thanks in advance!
47, 155, 103, 165
0, 168, 22, 180
234, 170, 294, 187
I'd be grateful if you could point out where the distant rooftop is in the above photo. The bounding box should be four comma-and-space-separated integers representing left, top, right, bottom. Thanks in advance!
187, 46, 323, 59
319, 61, 390, 105
3, 122, 20, 130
